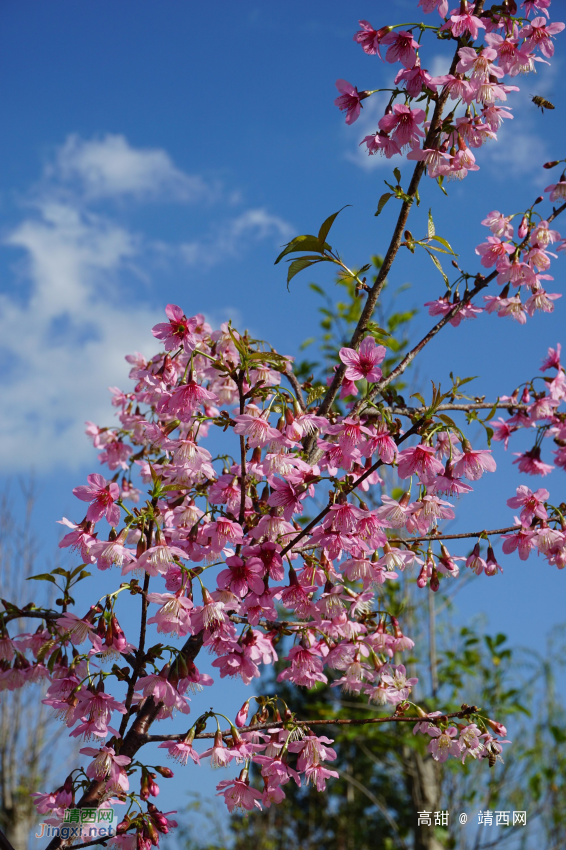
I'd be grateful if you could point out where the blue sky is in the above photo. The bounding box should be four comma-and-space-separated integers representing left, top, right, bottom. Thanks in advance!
2, 0, 566, 834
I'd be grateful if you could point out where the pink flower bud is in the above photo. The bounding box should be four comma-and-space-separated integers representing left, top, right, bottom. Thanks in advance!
235, 701, 250, 728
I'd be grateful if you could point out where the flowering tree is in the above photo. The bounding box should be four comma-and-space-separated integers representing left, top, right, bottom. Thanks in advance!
1, 1, 566, 848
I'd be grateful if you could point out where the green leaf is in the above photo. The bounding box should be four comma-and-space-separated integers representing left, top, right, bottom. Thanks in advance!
438, 414, 457, 428
274, 235, 330, 265
286, 256, 327, 290
410, 393, 426, 406
299, 337, 316, 351
27, 573, 57, 584
550, 724, 566, 744
437, 174, 448, 196
393, 167, 401, 184
309, 283, 325, 296
375, 193, 393, 217
51, 567, 69, 577
429, 234, 457, 255
484, 400, 499, 421
427, 208, 435, 238
317, 206, 350, 247
306, 386, 326, 406
427, 250, 449, 286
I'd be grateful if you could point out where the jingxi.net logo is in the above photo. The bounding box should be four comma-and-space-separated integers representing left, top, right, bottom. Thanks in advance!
35, 807, 116, 840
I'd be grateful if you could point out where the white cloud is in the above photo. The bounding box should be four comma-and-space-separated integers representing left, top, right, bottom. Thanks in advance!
0, 135, 293, 471
179, 208, 293, 266
51, 134, 218, 202
0, 200, 159, 471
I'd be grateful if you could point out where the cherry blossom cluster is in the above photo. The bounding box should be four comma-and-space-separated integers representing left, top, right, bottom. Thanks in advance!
0, 299, 519, 839
335, 1, 563, 182
424, 166, 566, 330
2, 3, 565, 844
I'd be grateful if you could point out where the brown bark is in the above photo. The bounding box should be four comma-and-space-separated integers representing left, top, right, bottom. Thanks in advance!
403, 747, 445, 850
44, 632, 204, 850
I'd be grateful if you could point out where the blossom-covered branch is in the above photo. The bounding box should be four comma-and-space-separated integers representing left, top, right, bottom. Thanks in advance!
0, 1, 564, 845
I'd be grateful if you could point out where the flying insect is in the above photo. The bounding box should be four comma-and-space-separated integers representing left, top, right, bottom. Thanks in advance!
532, 95, 556, 114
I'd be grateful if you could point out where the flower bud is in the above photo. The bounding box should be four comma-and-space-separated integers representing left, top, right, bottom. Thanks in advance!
153, 766, 174, 779
518, 215, 529, 239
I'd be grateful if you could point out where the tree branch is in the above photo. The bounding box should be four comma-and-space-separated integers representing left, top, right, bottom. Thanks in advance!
304, 35, 474, 450
145, 704, 479, 743
284, 368, 307, 411
44, 632, 204, 850
390, 526, 519, 545
280, 418, 425, 557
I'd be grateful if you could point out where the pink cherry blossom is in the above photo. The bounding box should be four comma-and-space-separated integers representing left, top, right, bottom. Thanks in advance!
513, 446, 554, 475
397, 444, 445, 481
353, 20, 390, 56
427, 726, 460, 762
152, 304, 199, 353
452, 445, 496, 481
378, 104, 426, 149
507, 485, 548, 527
541, 343, 561, 371
380, 30, 419, 67
520, 16, 565, 58
147, 592, 193, 637
334, 79, 366, 125
73, 473, 121, 526
475, 236, 514, 268
216, 776, 263, 812
339, 337, 386, 383
441, 2, 486, 39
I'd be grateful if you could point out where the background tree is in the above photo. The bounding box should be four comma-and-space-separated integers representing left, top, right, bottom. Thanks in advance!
0, 483, 66, 850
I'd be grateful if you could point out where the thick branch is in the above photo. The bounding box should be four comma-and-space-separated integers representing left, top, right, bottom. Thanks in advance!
44, 632, 204, 850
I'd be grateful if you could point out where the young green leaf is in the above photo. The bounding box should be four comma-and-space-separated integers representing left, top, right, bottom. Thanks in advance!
286, 256, 327, 290
306, 385, 326, 406
427, 250, 449, 286
429, 234, 457, 255
27, 573, 58, 584
317, 205, 350, 247
274, 235, 329, 265
427, 208, 435, 238
375, 192, 393, 217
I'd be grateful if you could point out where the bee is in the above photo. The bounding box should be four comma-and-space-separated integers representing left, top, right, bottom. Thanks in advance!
532, 95, 556, 114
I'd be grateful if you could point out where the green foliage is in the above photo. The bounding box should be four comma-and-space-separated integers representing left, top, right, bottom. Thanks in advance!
294, 255, 416, 407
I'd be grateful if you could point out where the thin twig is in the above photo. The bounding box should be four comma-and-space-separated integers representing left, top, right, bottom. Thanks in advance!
284, 369, 307, 411
373, 402, 529, 417
145, 705, 478, 742
305, 34, 474, 444
280, 419, 424, 556
389, 526, 518, 544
